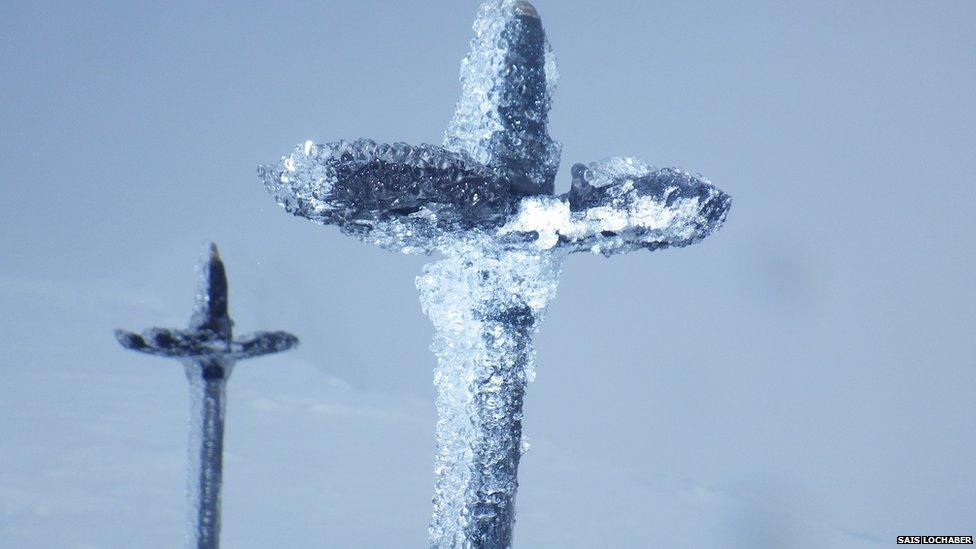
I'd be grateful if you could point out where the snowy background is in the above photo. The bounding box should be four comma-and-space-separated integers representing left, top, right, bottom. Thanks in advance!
1, 1, 974, 547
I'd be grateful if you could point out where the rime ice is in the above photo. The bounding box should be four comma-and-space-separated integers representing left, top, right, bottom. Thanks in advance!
260, 0, 730, 547
444, 0, 561, 196
504, 159, 731, 256
417, 243, 561, 548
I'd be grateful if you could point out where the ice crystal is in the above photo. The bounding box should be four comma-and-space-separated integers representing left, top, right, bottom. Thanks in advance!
259, 1, 730, 547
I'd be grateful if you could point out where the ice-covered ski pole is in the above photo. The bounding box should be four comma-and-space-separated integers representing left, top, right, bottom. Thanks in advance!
115, 243, 298, 549
260, 1, 730, 546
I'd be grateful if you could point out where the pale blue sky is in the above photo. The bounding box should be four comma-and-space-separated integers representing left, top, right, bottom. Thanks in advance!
1, 1, 974, 547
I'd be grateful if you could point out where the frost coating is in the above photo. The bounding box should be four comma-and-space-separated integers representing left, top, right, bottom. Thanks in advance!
183, 362, 227, 549
444, 0, 562, 196
259, 146, 728, 257
501, 159, 731, 256
418, 244, 561, 548
259, 1, 730, 547
260, 139, 515, 254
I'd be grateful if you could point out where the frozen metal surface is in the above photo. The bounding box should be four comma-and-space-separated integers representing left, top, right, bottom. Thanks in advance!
259, 1, 730, 547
